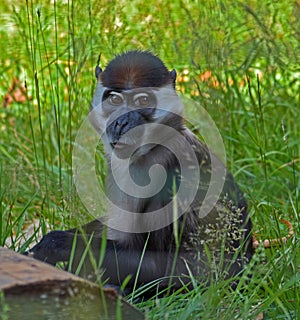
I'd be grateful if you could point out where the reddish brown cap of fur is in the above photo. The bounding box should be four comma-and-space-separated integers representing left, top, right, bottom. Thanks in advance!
100, 50, 174, 90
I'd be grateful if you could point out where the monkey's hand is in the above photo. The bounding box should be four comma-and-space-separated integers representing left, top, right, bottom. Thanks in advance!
26, 231, 73, 265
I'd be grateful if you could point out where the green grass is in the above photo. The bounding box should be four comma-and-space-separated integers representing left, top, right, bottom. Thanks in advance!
0, 0, 299, 318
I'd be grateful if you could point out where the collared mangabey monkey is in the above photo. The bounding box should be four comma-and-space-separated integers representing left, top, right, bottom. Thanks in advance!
28, 50, 253, 294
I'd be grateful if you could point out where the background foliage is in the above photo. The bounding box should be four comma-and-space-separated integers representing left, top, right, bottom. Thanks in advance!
0, 0, 299, 318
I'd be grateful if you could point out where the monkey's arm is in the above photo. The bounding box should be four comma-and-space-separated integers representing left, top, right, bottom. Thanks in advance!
27, 229, 192, 289
27, 224, 178, 281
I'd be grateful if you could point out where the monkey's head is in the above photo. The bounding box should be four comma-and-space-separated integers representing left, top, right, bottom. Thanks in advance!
90, 50, 183, 160
97, 50, 176, 89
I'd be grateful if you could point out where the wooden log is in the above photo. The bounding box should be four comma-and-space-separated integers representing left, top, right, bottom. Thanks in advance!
0, 247, 144, 319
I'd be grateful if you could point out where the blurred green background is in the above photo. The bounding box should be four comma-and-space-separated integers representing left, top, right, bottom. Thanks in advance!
0, 1, 299, 318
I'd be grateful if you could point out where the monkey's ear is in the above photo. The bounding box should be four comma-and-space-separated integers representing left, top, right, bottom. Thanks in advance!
170, 69, 177, 86
95, 65, 103, 79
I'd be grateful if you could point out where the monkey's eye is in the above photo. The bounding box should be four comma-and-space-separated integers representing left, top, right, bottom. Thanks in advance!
133, 93, 151, 107
108, 92, 124, 106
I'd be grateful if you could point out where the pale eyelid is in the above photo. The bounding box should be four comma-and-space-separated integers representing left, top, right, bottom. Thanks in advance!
133, 92, 150, 100
109, 91, 124, 99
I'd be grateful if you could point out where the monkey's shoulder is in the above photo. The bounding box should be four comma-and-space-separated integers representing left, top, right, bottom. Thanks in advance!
180, 127, 215, 164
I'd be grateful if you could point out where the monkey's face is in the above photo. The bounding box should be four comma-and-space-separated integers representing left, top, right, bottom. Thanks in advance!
90, 84, 183, 160
102, 88, 157, 158
89, 51, 183, 160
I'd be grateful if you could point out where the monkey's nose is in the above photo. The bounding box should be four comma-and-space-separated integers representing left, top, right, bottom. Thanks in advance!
114, 120, 128, 129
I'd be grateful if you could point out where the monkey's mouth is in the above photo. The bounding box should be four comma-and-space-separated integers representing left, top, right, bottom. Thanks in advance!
110, 141, 130, 149
110, 141, 139, 160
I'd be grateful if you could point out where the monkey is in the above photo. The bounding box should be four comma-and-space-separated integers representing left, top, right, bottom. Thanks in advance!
28, 50, 253, 295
